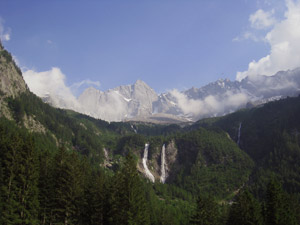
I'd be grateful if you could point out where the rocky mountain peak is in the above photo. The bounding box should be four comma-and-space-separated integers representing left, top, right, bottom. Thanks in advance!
134, 79, 147, 86
0, 44, 27, 98
82, 86, 101, 95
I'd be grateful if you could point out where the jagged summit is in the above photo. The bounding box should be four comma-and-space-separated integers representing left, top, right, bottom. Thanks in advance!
45, 68, 300, 123
81, 86, 101, 95
77, 79, 158, 122
0, 43, 29, 119
0, 44, 27, 99
134, 79, 148, 86
14, 39, 298, 125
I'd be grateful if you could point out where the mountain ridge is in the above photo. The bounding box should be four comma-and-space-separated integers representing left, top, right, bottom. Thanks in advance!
1, 42, 300, 224
50, 67, 300, 123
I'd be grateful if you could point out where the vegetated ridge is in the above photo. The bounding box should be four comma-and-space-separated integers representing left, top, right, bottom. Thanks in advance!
1, 41, 299, 224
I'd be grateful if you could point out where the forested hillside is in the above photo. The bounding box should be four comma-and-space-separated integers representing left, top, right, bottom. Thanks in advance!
194, 96, 300, 198
1, 42, 300, 224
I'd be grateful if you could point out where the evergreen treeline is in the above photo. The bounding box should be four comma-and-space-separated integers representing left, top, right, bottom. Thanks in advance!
0, 118, 194, 224
1, 43, 300, 224
193, 96, 300, 199
1, 117, 299, 224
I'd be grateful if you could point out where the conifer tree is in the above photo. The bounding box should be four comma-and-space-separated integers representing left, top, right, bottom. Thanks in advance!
82, 170, 106, 225
110, 152, 150, 225
226, 190, 262, 225
38, 150, 54, 225
0, 134, 23, 224
0, 130, 39, 224
50, 147, 84, 225
16, 135, 39, 224
265, 179, 297, 225
190, 195, 219, 225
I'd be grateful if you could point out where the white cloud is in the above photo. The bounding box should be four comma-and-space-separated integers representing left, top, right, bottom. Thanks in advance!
22, 67, 132, 121
71, 79, 100, 89
249, 9, 276, 29
170, 89, 249, 119
236, 0, 300, 81
23, 67, 81, 110
233, 31, 262, 42
0, 17, 11, 41
70, 79, 101, 97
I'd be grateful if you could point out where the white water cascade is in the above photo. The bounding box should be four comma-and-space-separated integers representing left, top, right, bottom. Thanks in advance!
142, 143, 155, 182
237, 123, 242, 146
160, 144, 167, 183
131, 124, 137, 133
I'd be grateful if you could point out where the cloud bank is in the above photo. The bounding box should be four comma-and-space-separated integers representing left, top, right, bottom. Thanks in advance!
23, 67, 100, 112
23, 67, 129, 121
23, 68, 80, 110
249, 9, 276, 29
169, 89, 249, 119
236, 0, 300, 81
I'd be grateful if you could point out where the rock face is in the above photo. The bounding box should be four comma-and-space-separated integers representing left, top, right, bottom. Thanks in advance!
0, 41, 27, 98
137, 141, 178, 183
78, 80, 158, 122
153, 69, 300, 121
239, 68, 300, 99
184, 78, 240, 100
22, 37, 299, 123
0, 41, 28, 118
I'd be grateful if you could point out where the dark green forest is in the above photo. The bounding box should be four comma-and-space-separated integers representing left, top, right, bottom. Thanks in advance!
1, 93, 300, 224
1, 45, 300, 224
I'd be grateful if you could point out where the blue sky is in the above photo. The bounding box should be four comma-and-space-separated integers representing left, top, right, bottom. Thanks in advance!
1, 0, 298, 95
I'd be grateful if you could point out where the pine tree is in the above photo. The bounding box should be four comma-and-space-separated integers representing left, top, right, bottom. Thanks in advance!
82, 170, 106, 225
0, 134, 23, 225
190, 195, 219, 225
110, 152, 150, 225
38, 150, 54, 225
16, 135, 39, 224
0, 130, 39, 224
226, 190, 262, 225
50, 147, 84, 225
265, 179, 297, 225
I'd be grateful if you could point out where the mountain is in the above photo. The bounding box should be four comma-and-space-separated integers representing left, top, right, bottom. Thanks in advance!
38, 67, 300, 123
157, 68, 300, 120
191, 95, 300, 199
1, 42, 300, 224
184, 78, 240, 99
0, 43, 253, 198
0, 41, 27, 98
0, 40, 28, 119
78, 80, 158, 122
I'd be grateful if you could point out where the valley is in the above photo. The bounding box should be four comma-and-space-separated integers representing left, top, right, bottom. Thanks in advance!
1, 40, 300, 224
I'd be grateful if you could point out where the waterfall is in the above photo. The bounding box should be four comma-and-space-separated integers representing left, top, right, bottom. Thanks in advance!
160, 144, 167, 183
131, 124, 137, 133
142, 143, 155, 182
103, 148, 108, 160
237, 123, 242, 146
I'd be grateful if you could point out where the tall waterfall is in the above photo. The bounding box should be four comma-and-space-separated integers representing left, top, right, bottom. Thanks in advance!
237, 123, 242, 146
160, 144, 167, 183
142, 143, 155, 182
131, 124, 137, 133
